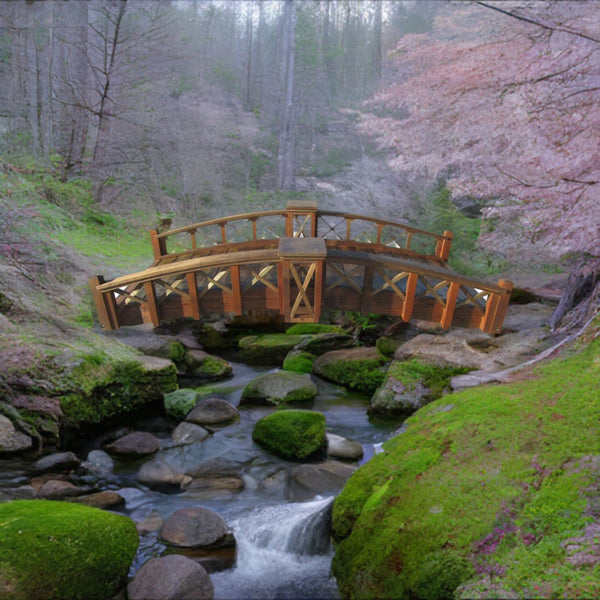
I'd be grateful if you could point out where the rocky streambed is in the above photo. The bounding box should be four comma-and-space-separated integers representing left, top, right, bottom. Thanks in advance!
0, 301, 558, 599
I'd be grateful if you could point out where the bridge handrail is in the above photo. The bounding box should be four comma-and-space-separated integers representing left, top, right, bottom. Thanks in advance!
149, 205, 453, 262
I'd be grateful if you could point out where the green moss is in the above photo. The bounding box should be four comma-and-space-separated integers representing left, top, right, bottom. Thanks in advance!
238, 333, 311, 365
252, 409, 326, 460
386, 359, 471, 398
61, 359, 177, 427
285, 323, 345, 335
0, 499, 138, 600
332, 336, 600, 599
375, 336, 402, 358
283, 350, 316, 373
317, 357, 387, 394
164, 388, 198, 421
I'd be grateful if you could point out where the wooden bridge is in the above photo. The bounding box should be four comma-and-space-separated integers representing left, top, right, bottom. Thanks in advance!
89, 201, 512, 334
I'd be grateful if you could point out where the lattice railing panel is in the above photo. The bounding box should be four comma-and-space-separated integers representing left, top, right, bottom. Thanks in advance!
240, 263, 279, 293
325, 262, 365, 294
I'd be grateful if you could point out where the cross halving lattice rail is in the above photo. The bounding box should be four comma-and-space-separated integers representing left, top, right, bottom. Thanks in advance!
89, 201, 513, 333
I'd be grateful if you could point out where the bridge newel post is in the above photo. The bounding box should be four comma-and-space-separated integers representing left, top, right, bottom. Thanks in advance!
435, 230, 453, 262
285, 200, 318, 238
89, 276, 118, 330
142, 281, 160, 327
150, 229, 167, 260
481, 279, 513, 334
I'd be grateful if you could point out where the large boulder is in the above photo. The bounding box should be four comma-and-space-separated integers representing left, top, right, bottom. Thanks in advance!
252, 410, 327, 461
33, 451, 80, 474
137, 457, 191, 489
160, 507, 235, 549
312, 347, 388, 394
240, 371, 318, 405
0, 499, 138, 600
0, 414, 32, 454
183, 349, 233, 380
128, 555, 214, 600
185, 397, 239, 425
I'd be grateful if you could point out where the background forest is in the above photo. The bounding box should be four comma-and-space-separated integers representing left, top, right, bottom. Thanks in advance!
1, 0, 599, 279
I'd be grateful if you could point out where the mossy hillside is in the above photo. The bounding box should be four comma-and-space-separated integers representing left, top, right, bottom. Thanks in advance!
252, 409, 327, 460
60, 354, 177, 427
332, 334, 600, 599
0, 499, 139, 600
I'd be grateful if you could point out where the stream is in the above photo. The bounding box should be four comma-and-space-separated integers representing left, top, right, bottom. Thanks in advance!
0, 361, 402, 600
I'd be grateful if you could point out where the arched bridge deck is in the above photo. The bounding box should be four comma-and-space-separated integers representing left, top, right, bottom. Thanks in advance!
89, 201, 513, 334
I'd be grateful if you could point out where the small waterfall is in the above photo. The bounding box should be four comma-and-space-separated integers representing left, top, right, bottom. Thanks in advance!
211, 497, 339, 600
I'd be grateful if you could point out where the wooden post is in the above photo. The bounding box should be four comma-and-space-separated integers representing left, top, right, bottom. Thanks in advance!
361, 264, 374, 316
286, 200, 318, 237
143, 281, 160, 327
186, 272, 201, 320
230, 265, 242, 315
150, 229, 167, 260
481, 279, 513, 334
89, 276, 118, 330
401, 272, 418, 322
435, 230, 453, 262
440, 281, 460, 329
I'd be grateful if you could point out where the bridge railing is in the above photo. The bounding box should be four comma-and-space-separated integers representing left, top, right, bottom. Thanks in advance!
149, 201, 453, 263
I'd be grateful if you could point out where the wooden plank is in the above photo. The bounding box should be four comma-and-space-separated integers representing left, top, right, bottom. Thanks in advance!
143, 281, 160, 327
230, 265, 242, 315
440, 281, 460, 329
481, 279, 513, 334
313, 260, 324, 322
278, 237, 327, 259
150, 229, 167, 259
360, 264, 374, 316
401, 272, 418, 322
435, 230, 453, 262
186, 272, 201, 320
89, 276, 117, 330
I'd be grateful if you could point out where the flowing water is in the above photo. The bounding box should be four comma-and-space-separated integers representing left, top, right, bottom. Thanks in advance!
0, 361, 402, 600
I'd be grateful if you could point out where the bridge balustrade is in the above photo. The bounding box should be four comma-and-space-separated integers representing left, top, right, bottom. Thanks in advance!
90, 201, 511, 334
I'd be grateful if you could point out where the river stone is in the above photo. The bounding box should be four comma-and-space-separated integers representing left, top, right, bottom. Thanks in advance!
297, 332, 355, 355
104, 431, 160, 456
164, 388, 199, 421
70, 491, 125, 509
33, 450, 80, 473
173, 421, 210, 446
287, 461, 357, 501
327, 433, 364, 461
136, 510, 164, 534
160, 506, 235, 549
185, 456, 245, 492
36, 479, 86, 500
128, 554, 214, 600
184, 349, 233, 380
137, 457, 192, 488
0, 414, 32, 453
185, 397, 239, 425
84, 449, 114, 477
240, 371, 318, 405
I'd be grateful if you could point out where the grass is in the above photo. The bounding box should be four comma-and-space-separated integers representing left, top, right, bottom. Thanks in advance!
332, 328, 600, 599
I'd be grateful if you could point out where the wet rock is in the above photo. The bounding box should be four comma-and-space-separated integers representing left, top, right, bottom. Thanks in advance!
326, 433, 364, 461
34, 451, 80, 474
136, 510, 164, 534
185, 456, 245, 492
0, 485, 36, 501
184, 349, 233, 380
70, 491, 125, 509
83, 449, 114, 478
128, 554, 214, 600
240, 371, 318, 405
0, 414, 33, 454
287, 461, 357, 501
36, 479, 87, 499
137, 457, 192, 489
164, 388, 199, 421
173, 422, 210, 446
297, 332, 355, 355
185, 397, 239, 425
104, 431, 160, 456
160, 506, 235, 549
369, 371, 432, 416
238, 333, 310, 365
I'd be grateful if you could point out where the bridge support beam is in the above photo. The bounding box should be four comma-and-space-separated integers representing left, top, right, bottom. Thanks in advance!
481, 279, 514, 334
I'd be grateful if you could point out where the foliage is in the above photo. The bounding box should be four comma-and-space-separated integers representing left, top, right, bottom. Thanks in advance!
331, 334, 600, 599
317, 355, 387, 395
0, 499, 138, 600
252, 409, 326, 461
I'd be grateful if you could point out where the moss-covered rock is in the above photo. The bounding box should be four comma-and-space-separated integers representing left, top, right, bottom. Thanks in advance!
60, 355, 177, 429
164, 388, 199, 421
312, 347, 388, 394
0, 499, 139, 600
282, 349, 317, 373
369, 359, 471, 416
285, 323, 346, 335
241, 371, 318, 405
183, 349, 232, 380
252, 409, 327, 461
331, 335, 600, 600
238, 334, 311, 365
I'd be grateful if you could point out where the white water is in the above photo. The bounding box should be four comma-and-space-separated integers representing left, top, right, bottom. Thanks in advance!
211, 497, 340, 600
